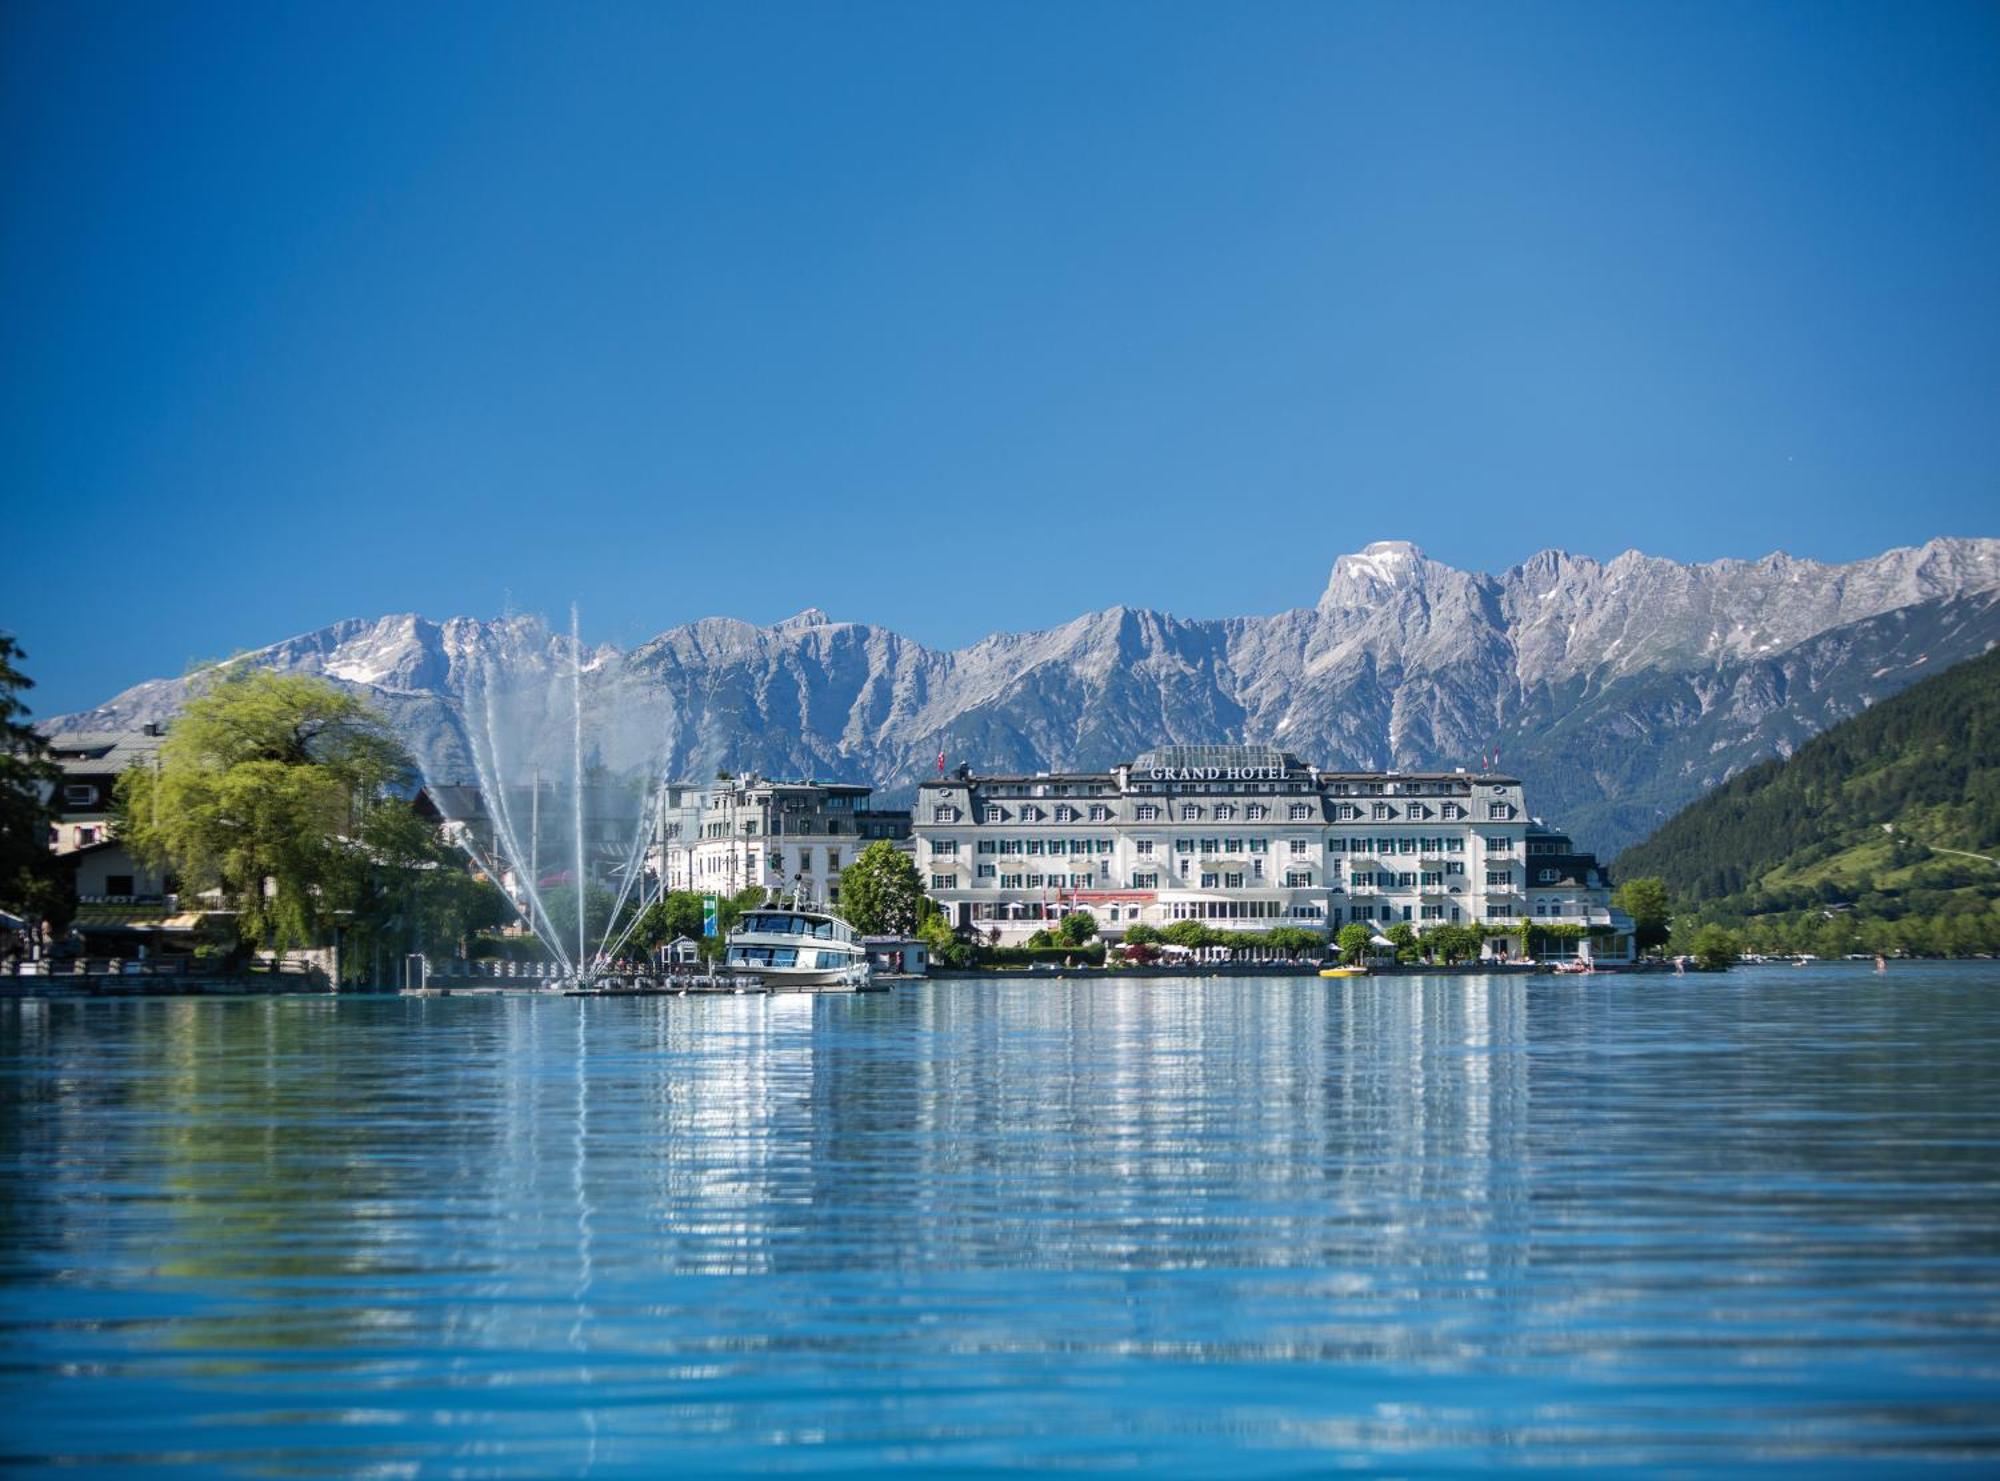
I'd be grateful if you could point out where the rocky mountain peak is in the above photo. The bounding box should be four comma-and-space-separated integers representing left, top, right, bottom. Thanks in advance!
774, 607, 834, 631
1319, 540, 1436, 608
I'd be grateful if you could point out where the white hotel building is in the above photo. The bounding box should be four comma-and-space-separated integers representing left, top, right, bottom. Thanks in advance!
915, 745, 1633, 960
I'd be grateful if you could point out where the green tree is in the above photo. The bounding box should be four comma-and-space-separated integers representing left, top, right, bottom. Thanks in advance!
1612, 876, 1673, 952
1056, 910, 1098, 947
915, 907, 965, 965
1386, 921, 1419, 963
1122, 923, 1163, 945
540, 883, 627, 957
631, 891, 706, 952
337, 804, 513, 977
1336, 922, 1373, 965
838, 840, 925, 935
1690, 923, 1742, 971
0, 635, 70, 934
117, 670, 412, 953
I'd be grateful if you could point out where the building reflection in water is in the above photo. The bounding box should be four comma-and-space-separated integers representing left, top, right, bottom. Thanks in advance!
6, 969, 1995, 1470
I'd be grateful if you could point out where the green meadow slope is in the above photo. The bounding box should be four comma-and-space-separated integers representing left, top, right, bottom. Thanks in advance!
1613, 645, 2000, 956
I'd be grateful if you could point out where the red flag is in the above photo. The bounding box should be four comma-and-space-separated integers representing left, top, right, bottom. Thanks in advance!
936, 747, 946, 776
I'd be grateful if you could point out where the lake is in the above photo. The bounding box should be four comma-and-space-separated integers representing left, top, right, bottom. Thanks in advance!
3, 964, 1998, 1473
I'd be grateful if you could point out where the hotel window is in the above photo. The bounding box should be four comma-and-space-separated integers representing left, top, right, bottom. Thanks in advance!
1134, 872, 1158, 889
1539, 868, 1559, 882
1021, 804, 1043, 822
1248, 837, 1268, 853
1000, 840, 1023, 855
1485, 836, 1513, 852
1486, 870, 1512, 886
1253, 859, 1264, 878
930, 874, 954, 889
1351, 871, 1374, 888
1224, 838, 1243, 854
1488, 803, 1511, 819
932, 839, 958, 855
1200, 838, 1220, 854
1071, 873, 1091, 888
63, 784, 96, 807
1246, 803, 1268, 820
984, 806, 1005, 823
1214, 804, 1236, 821
1421, 905, 1444, 920
977, 864, 996, 878
1446, 861, 1464, 875
1175, 839, 1194, 853
1200, 872, 1219, 889
1001, 873, 1024, 889
1181, 804, 1200, 821
76, 826, 98, 846
1397, 872, 1416, 888
1289, 803, 1312, 821
1088, 805, 1110, 822
931, 805, 960, 823
828, 850, 841, 869
1055, 805, 1077, 823
1442, 803, 1463, 819
1136, 804, 1160, 821
1027, 839, 1044, 855
1421, 871, 1443, 887
977, 839, 996, 854
1026, 873, 1044, 888
1135, 840, 1154, 855
1225, 872, 1244, 889
1289, 839, 1310, 855
1373, 804, 1393, 821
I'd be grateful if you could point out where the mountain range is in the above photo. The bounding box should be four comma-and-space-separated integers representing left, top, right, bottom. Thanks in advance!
51, 537, 2000, 857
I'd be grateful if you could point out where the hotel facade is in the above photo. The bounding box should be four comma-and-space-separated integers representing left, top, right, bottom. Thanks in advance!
914, 745, 1633, 961
654, 776, 911, 905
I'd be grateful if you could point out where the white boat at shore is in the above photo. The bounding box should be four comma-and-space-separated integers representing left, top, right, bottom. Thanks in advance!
723, 905, 875, 991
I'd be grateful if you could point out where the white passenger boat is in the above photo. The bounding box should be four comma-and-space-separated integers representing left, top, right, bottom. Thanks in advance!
722, 905, 875, 991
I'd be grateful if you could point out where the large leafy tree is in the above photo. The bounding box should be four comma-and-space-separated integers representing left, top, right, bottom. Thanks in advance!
117, 670, 416, 952
1611, 876, 1673, 953
838, 840, 925, 935
0, 635, 69, 931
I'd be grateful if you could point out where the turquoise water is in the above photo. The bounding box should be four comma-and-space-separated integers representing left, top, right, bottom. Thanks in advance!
3, 965, 1998, 1473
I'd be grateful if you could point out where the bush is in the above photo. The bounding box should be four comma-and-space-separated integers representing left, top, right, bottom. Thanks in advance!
978, 944, 1107, 968
1690, 924, 1742, 971
1056, 910, 1099, 947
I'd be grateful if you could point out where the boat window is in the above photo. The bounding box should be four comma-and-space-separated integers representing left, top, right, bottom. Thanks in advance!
814, 920, 834, 938
772, 948, 797, 967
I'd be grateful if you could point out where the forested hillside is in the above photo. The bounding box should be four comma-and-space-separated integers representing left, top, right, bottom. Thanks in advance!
1614, 645, 2000, 956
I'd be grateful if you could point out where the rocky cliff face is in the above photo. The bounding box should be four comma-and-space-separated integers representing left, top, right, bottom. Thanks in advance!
53, 538, 2000, 856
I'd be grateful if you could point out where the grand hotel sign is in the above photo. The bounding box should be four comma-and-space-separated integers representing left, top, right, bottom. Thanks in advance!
1146, 764, 1287, 782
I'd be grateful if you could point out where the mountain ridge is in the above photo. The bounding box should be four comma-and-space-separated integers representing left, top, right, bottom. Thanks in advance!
50, 537, 2000, 857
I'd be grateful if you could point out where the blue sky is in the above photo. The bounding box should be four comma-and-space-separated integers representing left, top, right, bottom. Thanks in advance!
4, 0, 1997, 715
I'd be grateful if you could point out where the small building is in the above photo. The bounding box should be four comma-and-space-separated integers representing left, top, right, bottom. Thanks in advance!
660, 935, 703, 966
653, 774, 912, 907
863, 936, 929, 976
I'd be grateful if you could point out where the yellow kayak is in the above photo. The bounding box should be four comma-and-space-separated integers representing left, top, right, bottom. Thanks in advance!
1319, 967, 1368, 978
